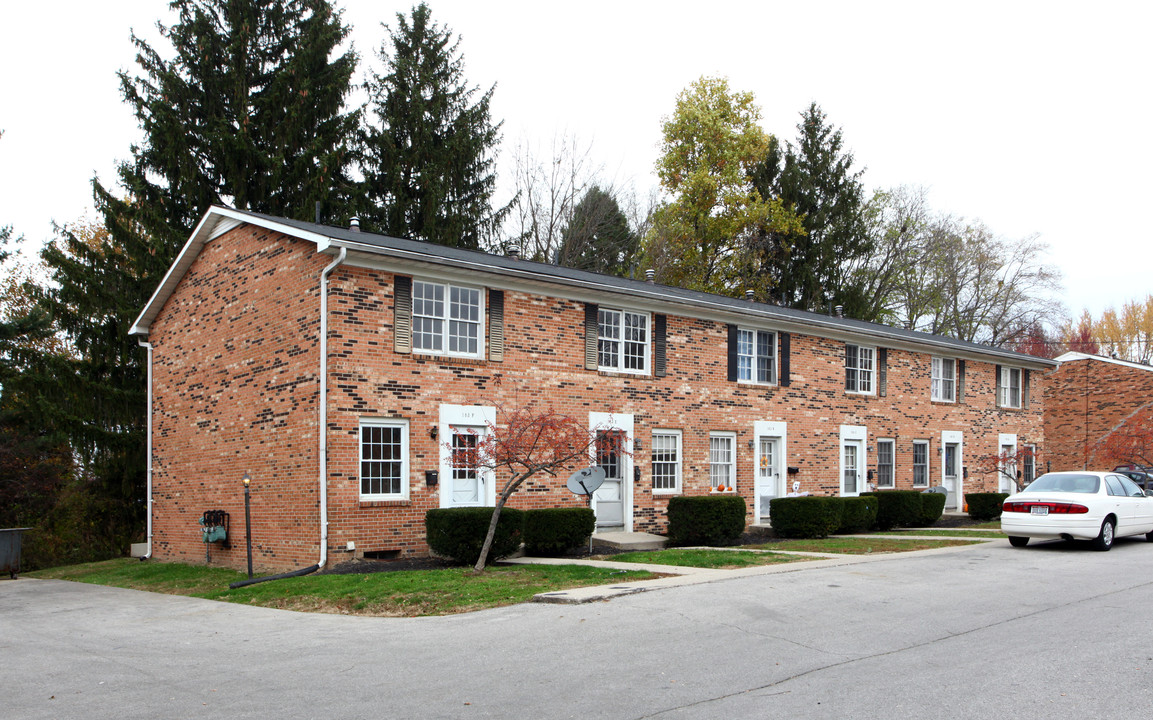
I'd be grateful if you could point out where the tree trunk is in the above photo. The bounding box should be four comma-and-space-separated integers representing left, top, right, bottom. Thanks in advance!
472, 475, 526, 573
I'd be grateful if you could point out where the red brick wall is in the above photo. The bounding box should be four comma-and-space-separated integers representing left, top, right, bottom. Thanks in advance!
1043, 357, 1153, 471
148, 225, 1046, 571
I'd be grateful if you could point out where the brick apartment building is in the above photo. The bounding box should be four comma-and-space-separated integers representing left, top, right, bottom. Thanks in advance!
1044, 352, 1153, 471
129, 207, 1053, 572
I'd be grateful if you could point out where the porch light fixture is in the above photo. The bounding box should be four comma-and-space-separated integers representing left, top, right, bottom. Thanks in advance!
429, 425, 438, 440
747, 439, 755, 451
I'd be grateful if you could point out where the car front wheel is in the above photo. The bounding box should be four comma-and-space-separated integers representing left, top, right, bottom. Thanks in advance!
1008, 536, 1029, 547
1092, 519, 1115, 551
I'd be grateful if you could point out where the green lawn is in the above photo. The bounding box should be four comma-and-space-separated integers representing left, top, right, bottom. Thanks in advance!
753, 537, 986, 554
27, 559, 654, 617
876, 529, 1006, 539
607, 548, 811, 569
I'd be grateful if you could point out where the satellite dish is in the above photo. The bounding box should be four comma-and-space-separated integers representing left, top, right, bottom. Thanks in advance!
567, 466, 606, 496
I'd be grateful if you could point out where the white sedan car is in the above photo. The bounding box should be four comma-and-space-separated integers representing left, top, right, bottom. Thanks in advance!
1001, 471, 1153, 550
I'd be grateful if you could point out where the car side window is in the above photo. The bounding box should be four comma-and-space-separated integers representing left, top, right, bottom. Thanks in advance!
1105, 475, 1126, 496
1117, 475, 1145, 497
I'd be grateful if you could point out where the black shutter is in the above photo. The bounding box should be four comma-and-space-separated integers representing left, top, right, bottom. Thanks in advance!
779, 332, 790, 386
845, 344, 856, 390
994, 364, 1002, 407
488, 290, 504, 362
654, 314, 667, 378
878, 348, 888, 397
393, 275, 412, 354
1023, 369, 1031, 408
584, 303, 599, 370
727, 324, 738, 382
957, 359, 966, 402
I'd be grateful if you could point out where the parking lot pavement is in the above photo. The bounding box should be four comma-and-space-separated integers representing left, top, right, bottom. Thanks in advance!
5, 537, 1153, 719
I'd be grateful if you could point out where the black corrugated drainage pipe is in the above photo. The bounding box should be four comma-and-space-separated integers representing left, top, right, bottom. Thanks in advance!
228, 564, 319, 589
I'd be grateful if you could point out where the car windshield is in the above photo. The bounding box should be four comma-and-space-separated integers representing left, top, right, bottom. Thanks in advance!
1023, 473, 1099, 494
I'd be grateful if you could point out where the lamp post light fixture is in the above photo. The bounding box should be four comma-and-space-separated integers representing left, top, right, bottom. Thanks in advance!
242, 471, 253, 579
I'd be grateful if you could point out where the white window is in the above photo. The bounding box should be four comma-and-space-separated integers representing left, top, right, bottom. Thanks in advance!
931, 357, 956, 402
709, 432, 736, 490
412, 280, 484, 358
1023, 444, 1036, 485
738, 329, 776, 384
999, 367, 1022, 408
912, 440, 929, 487
359, 419, 409, 500
876, 439, 895, 488
598, 308, 649, 373
651, 430, 682, 493
845, 344, 875, 394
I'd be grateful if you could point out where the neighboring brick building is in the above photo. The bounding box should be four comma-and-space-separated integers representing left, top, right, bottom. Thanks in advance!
130, 207, 1053, 572
1044, 352, 1153, 471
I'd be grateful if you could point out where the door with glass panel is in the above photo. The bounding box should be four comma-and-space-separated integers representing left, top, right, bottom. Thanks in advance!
449, 426, 487, 507
943, 442, 960, 510
594, 430, 626, 529
843, 441, 863, 496
755, 437, 782, 523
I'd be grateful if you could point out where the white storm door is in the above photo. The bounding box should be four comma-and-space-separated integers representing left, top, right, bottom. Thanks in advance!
594, 429, 626, 528
448, 426, 486, 507
943, 443, 960, 509
755, 437, 782, 524
843, 443, 862, 496
998, 434, 1018, 494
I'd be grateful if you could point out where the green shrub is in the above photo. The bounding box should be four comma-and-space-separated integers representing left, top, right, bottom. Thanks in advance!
836, 496, 874, 534
666, 495, 747, 546
770, 496, 842, 538
858, 493, 879, 530
425, 507, 525, 565
920, 492, 947, 526
523, 507, 596, 556
863, 490, 923, 529
965, 493, 1009, 521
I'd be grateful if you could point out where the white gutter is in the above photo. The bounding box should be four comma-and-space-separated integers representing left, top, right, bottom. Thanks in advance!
137, 339, 154, 559
318, 247, 347, 569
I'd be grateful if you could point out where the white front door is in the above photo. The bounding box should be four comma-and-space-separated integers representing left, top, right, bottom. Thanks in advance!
448, 426, 487, 507
943, 442, 960, 509
755, 437, 782, 524
998, 433, 1018, 494
843, 442, 863, 496
594, 429, 626, 528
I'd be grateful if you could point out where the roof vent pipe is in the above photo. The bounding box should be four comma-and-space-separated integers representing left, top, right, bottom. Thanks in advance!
508, 246, 520, 259
835, 305, 844, 318
745, 290, 754, 301
645, 269, 655, 283
349, 217, 360, 232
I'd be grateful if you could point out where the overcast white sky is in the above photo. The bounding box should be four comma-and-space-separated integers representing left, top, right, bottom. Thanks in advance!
1, 1, 1149, 319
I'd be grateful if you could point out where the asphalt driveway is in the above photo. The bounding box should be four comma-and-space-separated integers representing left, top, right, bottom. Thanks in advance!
4, 537, 1153, 719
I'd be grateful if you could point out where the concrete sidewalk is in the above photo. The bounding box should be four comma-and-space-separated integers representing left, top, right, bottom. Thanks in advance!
505, 535, 1003, 604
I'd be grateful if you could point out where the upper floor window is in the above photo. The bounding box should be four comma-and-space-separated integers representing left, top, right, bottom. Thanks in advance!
412, 280, 483, 358
999, 367, 1022, 408
931, 357, 956, 402
359, 419, 409, 500
737, 329, 776, 384
598, 308, 649, 373
845, 344, 875, 394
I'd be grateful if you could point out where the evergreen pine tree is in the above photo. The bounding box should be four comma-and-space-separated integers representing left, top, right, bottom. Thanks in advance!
557, 187, 637, 277
359, 3, 508, 248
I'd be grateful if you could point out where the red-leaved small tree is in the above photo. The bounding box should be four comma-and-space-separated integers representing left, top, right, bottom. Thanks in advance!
467, 404, 622, 572
976, 446, 1040, 493
1094, 406, 1153, 469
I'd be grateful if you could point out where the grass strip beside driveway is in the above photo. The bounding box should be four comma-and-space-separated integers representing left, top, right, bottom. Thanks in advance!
27, 559, 654, 617
753, 537, 986, 554
876, 529, 1006, 538
605, 548, 813, 569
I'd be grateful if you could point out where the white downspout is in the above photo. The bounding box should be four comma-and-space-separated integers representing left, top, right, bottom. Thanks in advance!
318, 247, 347, 569
137, 339, 154, 559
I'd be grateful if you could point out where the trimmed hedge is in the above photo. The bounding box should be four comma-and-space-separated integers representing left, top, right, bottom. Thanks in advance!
966, 492, 1009, 521
523, 507, 596, 556
862, 490, 923, 529
770, 496, 842, 538
425, 507, 525, 565
666, 495, 747, 546
836, 496, 874, 534
920, 492, 947, 526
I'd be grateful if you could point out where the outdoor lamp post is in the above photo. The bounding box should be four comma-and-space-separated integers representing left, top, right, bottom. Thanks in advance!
242, 471, 253, 579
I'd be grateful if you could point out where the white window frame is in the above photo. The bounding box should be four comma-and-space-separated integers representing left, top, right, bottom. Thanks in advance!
845, 344, 875, 395
737, 328, 776, 384
876, 438, 895, 489
931, 357, 956, 402
358, 418, 410, 501
1023, 443, 1036, 485
411, 279, 485, 359
597, 308, 650, 374
651, 430, 682, 494
999, 367, 1022, 408
912, 440, 930, 487
708, 432, 737, 491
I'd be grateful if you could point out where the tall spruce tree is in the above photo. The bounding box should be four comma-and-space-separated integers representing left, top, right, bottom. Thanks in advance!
359, 3, 507, 248
557, 186, 638, 277
751, 103, 873, 317
26, 0, 360, 538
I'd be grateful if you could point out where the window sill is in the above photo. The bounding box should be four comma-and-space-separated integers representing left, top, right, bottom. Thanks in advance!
652, 489, 682, 496
845, 391, 875, 397
596, 368, 650, 377
411, 353, 486, 366
359, 499, 411, 508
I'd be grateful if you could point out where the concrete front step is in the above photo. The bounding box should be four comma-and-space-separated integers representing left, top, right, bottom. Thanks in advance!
591, 531, 668, 551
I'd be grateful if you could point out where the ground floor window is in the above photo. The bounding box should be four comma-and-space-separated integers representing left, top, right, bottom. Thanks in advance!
709, 432, 736, 490
1023, 444, 1036, 485
912, 440, 929, 487
876, 439, 895, 488
360, 419, 409, 500
651, 430, 682, 493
